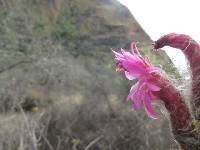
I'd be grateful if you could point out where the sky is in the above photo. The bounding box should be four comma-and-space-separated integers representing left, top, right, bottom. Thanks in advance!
117, 0, 200, 73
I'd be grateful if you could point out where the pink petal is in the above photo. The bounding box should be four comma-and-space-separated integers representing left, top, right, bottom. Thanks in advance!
146, 82, 161, 91
127, 83, 142, 110
130, 42, 140, 55
122, 61, 147, 77
112, 50, 123, 59
120, 48, 126, 54
126, 83, 138, 101
132, 83, 145, 110
132, 92, 142, 110
143, 92, 158, 119
125, 71, 135, 80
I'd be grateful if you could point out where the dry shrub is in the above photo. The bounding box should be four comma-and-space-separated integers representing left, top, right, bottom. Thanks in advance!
0, 95, 177, 150
39, 95, 176, 150
0, 112, 44, 150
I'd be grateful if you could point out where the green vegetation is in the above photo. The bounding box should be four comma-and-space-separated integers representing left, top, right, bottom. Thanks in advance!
34, 20, 46, 33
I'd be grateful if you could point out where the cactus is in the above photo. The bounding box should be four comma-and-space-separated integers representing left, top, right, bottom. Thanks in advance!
113, 33, 200, 149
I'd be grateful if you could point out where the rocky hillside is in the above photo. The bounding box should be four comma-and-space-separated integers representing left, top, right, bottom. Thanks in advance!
0, 0, 177, 149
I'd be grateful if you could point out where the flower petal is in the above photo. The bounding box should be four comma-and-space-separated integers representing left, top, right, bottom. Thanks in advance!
143, 92, 158, 119
125, 71, 135, 80
131, 42, 140, 55
127, 83, 142, 110
126, 83, 138, 101
146, 82, 161, 91
132, 92, 142, 110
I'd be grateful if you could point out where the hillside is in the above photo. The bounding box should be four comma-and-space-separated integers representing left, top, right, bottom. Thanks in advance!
0, 0, 177, 149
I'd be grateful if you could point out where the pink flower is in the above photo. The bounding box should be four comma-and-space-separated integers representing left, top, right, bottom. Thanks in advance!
112, 43, 161, 119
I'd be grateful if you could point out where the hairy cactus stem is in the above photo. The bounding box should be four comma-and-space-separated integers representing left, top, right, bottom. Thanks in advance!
153, 33, 200, 149
151, 73, 198, 149
154, 33, 200, 120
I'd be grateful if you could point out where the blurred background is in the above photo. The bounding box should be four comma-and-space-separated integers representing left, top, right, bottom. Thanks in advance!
0, 0, 186, 149
118, 0, 200, 76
